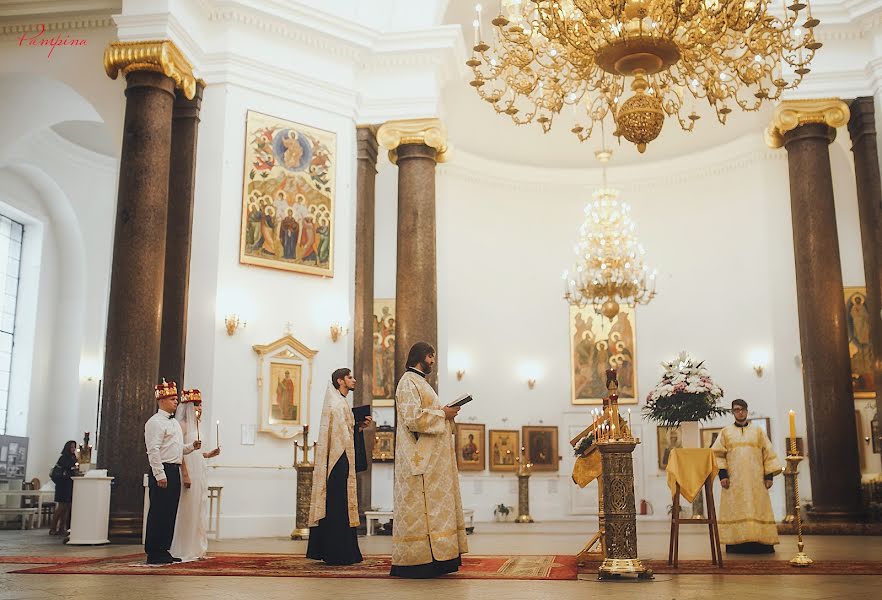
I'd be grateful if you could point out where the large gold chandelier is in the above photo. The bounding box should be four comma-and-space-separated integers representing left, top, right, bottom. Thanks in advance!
563, 148, 656, 318
467, 0, 822, 152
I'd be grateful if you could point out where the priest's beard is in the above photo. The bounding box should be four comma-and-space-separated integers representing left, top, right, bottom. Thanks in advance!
418, 361, 433, 375
735, 417, 748, 426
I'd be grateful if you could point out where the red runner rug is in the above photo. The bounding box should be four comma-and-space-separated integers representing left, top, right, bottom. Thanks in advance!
0, 556, 93, 565
13, 553, 579, 580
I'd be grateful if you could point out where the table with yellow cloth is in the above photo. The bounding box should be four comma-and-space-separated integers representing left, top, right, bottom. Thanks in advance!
665, 448, 719, 502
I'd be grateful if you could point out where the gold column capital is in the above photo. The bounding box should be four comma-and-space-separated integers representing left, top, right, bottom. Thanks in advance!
104, 40, 196, 100
765, 98, 850, 148
377, 118, 450, 164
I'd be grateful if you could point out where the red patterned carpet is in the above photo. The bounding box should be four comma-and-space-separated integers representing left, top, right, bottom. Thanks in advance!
12, 554, 579, 580
578, 559, 882, 575
0, 556, 90, 565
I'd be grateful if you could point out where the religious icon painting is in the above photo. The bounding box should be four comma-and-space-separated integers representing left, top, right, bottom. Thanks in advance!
845, 287, 875, 399
569, 305, 637, 405
488, 429, 519, 472
657, 426, 682, 470
700, 427, 722, 449
372, 426, 395, 463
239, 110, 336, 276
522, 426, 559, 472
252, 334, 317, 439
371, 299, 395, 408
455, 423, 485, 472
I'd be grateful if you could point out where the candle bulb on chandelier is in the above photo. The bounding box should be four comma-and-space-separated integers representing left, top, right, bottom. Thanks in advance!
472, 19, 479, 46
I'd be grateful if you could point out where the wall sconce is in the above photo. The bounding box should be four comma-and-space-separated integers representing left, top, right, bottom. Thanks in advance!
748, 349, 769, 378
456, 369, 465, 381
225, 314, 246, 336
527, 378, 536, 389
330, 321, 349, 342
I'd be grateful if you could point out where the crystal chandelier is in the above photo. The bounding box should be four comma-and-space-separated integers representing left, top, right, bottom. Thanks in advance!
563, 147, 656, 318
467, 0, 822, 152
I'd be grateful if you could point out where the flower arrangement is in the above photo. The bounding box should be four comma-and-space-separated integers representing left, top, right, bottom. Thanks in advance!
573, 433, 595, 457
643, 351, 728, 426
493, 503, 512, 521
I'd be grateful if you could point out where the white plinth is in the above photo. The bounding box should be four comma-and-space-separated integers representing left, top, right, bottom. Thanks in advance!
68, 476, 113, 545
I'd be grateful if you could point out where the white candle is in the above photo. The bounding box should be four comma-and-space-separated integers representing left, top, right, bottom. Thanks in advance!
216, 420, 220, 447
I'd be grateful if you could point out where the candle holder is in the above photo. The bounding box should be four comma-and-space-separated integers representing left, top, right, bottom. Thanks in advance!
515, 446, 534, 523
786, 452, 812, 567
291, 426, 317, 540
596, 370, 650, 580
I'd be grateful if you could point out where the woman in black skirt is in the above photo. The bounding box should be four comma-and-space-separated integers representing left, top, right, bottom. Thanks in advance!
49, 440, 77, 535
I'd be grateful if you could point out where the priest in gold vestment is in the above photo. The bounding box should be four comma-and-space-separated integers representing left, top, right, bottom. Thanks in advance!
307, 368, 370, 565
711, 398, 782, 553
390, 342, 469, 578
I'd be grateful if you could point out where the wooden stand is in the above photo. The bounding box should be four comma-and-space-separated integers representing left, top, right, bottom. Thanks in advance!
668, 476, 722, 568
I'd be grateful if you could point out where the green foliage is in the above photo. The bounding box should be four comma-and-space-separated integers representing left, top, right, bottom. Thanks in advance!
642, 392, 730, 427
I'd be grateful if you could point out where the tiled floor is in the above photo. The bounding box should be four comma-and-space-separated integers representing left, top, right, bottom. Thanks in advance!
0, 521, 880, 599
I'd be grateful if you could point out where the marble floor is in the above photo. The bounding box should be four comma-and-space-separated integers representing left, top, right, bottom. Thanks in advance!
1, 521, 880, 600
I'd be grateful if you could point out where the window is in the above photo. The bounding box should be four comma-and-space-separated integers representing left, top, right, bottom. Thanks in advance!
0, 215, 23, 434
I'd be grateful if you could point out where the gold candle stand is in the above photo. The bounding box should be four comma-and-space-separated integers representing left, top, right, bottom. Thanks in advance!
291, 427, 316, 540
595, 370, 650, 580
786, 453, 812, 567
515, 446, 534, 523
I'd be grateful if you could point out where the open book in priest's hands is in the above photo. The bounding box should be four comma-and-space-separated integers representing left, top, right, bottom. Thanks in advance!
445, 394, 473, 408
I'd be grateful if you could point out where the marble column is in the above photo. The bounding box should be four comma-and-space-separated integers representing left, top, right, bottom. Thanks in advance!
766, 99, 862, 519
354, 125, 378, 518
159, 80, 204, 390
377, 119, 448, 390
99, 41, 197, 536
848, 98, 882, 437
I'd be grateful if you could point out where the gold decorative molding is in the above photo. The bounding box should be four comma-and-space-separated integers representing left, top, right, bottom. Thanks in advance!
377, 118, 450, 164
765, 99, 850, 149
104, 40, 196, 100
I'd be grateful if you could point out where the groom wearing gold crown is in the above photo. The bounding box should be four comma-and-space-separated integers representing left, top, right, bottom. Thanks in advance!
144, 379, 201, 564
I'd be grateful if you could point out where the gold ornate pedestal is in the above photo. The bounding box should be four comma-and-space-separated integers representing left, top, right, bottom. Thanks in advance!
786, 453, 813, 567
291, 427, 316, 540
597, 440, 651, 580
515, 446, 534, 523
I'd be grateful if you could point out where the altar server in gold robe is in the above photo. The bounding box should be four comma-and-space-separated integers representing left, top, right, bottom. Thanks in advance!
307, 368, 370, 565
711, 398, 782, 553
390, 342, 468, 578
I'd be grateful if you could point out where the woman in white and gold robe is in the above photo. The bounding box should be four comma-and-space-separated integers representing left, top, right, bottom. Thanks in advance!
391, 344, 468, 578
711, 412, 782, 553
307, 372, 367, 565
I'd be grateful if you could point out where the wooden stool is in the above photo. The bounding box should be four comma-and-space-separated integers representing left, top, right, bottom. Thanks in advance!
668, 475, 722, 568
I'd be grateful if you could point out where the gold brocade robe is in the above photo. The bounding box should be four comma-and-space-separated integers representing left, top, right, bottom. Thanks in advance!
392, 371, 468, 567
308, 389, 358, 528
711, 423, 782, 545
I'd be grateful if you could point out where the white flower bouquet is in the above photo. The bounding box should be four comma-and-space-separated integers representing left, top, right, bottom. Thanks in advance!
642, 351, 728, 426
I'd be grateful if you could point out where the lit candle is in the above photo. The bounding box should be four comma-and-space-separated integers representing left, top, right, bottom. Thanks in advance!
216, 420, 220, 447
627, 408, 632, 436
789, 410, 796, 453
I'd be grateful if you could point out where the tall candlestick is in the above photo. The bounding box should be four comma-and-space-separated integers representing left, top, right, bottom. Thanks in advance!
789, 410, 796, 453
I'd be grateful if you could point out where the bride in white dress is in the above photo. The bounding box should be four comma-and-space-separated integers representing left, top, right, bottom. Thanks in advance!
171, 390, 220, 560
